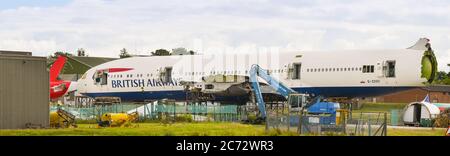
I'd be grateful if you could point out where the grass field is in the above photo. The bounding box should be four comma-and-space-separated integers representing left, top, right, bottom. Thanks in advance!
350, 102, 408, 125
0, 123, 445, 136
0, 123, 283, 136
388, 127, 446, 136
356, 102, 408, 112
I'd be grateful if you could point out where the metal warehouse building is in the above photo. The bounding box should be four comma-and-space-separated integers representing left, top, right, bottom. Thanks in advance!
0, 51, 49, 129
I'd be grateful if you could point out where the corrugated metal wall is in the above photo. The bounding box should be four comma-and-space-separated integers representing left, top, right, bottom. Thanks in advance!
0, 55, 49, 129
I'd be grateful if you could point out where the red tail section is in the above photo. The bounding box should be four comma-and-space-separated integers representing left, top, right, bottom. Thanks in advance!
50, 55, 67, 81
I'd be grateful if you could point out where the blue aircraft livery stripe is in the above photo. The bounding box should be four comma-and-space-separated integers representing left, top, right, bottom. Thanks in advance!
293, 86, 418, 98
83, 86, 418, 103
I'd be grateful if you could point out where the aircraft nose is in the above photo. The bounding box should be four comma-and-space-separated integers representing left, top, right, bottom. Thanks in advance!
75, 78, 88, 94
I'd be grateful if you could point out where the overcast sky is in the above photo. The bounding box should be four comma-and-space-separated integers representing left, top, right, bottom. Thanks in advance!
0, 0, 449, 71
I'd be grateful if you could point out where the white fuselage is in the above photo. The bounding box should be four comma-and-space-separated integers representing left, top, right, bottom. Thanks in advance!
77, 48, 430, 102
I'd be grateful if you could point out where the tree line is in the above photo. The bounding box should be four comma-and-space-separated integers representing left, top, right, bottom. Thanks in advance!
434, 71, 450, 85
119, 47, 196, 58
49, 47, 196, 59
49, 48, 87, 58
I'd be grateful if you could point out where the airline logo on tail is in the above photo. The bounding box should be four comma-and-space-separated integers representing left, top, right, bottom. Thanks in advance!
50, 55, 67, 82
50, 55, 77, 100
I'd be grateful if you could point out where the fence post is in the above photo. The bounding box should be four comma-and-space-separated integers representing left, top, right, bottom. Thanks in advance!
144, 104, 147, 121
368, 117, 371, 136
287, 105, 290, 132
384, 112, 388, 136
344, 111, 347, 135
265, 110, 269, 133
173, 101, 176, 123
298, 108, 303, 135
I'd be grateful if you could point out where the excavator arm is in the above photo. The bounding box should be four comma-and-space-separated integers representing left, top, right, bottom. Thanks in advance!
249, 64, 297, 119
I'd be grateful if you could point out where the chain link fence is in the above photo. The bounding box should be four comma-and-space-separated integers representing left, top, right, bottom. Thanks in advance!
346, 112, 387, 136
266, 107, 387, 136
51, 103, 250, 123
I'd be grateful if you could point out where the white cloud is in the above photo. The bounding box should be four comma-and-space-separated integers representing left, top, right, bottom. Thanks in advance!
0, 39, 58, 53
0, 0, 449, 71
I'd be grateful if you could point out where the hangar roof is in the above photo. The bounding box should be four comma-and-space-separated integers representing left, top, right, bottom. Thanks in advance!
0, 50, 32, 56
422, 85, 450, 92
68, 56, 117, 67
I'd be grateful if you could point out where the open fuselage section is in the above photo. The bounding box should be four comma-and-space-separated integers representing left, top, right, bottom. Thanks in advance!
77, 48, 432, 102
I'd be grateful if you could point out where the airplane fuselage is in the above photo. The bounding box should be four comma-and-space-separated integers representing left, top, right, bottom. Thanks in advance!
77, 41, 436, 103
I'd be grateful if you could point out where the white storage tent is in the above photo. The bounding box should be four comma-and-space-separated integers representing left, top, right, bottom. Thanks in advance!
403, 102, 441, 126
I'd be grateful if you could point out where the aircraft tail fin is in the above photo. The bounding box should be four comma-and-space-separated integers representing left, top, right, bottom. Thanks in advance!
407, 38, 431, 51
50, 55, 67, 81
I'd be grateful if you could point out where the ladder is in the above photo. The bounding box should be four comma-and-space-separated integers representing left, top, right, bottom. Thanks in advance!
57, 108, 77, 128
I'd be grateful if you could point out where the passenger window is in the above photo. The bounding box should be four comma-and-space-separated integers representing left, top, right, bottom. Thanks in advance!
363, 65, 371, 73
